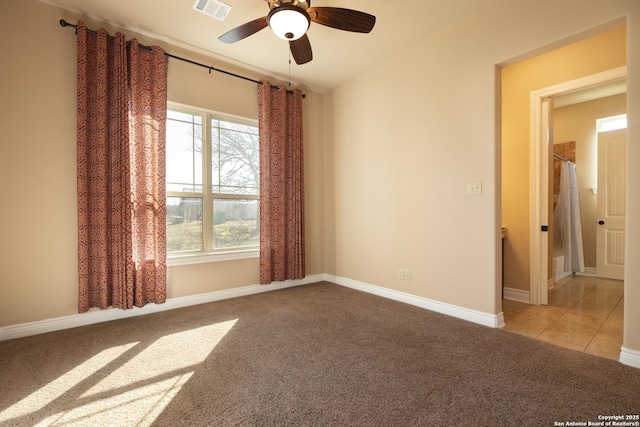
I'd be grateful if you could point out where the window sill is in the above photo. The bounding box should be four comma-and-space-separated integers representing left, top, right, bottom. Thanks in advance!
167, 249, 259, 267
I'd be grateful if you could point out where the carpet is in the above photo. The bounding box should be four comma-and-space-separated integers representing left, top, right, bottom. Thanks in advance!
1, 282, 638, 426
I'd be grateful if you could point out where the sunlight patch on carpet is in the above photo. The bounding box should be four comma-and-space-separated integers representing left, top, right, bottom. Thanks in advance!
38, 373, 194, 427
0, 319, 238, 427
0, 342, 139, 421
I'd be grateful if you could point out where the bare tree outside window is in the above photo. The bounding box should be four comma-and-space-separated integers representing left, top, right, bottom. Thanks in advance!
213, 120, 259, 195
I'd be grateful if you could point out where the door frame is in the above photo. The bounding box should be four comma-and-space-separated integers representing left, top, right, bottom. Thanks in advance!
528, 66, 626, 305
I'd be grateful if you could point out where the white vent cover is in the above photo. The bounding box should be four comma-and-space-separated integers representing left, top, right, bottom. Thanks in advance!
193, 0, 231, 21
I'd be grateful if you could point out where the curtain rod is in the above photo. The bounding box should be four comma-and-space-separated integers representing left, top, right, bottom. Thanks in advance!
59, 19, 305, 98
553, 152, 570, 163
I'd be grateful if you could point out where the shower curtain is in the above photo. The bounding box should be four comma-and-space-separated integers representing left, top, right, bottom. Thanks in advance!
553, 161, 585, 273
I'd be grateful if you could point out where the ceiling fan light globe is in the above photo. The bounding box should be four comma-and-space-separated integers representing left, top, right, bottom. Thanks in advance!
268, 7, 310, 41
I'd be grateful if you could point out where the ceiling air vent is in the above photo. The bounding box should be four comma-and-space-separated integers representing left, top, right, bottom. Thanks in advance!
193, 0, 231, 21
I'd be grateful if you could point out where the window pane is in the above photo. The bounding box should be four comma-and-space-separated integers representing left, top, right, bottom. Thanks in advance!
597, 114, 627, 133
213, 199, 258, 249
220, 120, 259, 135
167, 113, 203, 193
167, 197, 203, 253
213, 127, 259, 194
167, 110, 194, 122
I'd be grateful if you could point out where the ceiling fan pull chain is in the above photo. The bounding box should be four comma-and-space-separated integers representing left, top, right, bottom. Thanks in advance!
288, 48, 292, 87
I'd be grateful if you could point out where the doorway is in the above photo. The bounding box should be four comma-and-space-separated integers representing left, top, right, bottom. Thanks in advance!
502, 70, 627, 359
529, 67, 627, 306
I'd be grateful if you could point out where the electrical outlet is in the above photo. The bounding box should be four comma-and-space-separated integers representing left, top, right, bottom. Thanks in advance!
467, 182, 482, 195
399, 268, 412, 280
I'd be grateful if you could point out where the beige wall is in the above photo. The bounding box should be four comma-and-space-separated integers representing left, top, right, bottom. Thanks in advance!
502, 26, 626, 292
2, 0, 640, 359
326, 0, 640, 355
0, 0, 325, 326
553, 94, 627, 269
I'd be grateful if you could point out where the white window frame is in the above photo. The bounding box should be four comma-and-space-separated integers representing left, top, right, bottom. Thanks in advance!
166, 102, 259, 266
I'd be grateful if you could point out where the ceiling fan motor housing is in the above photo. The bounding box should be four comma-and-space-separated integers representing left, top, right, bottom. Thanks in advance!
268, 0, 310, 11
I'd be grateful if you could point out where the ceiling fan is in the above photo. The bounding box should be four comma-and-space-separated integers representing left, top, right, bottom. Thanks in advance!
218, 0, 376, 65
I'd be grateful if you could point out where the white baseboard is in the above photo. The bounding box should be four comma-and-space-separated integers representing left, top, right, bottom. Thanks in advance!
619, 347, 640, 369
0, 274, 324, 342
555, 271, 572, 281
503, 287, 530, 304
4, 273, 638, 369
1, 274, 503, 342
327, 275, 504, 329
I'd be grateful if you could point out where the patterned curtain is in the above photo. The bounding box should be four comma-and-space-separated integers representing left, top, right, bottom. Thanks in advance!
76, 21, 167, 313
258, 82, 305, 284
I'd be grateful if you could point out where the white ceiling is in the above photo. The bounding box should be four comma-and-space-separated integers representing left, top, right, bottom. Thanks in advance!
43, 0, 488, 93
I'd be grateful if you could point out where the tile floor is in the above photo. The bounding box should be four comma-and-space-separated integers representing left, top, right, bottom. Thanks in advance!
502, 274, 624, 361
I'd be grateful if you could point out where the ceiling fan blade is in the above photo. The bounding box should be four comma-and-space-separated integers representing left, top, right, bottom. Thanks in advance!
219, 16, 268, 43
289, 34, 313, 65
307, 7, 376, 33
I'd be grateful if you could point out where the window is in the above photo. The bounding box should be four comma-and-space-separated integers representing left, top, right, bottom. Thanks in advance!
597, 114, 627, 133
166, 104, 259, 261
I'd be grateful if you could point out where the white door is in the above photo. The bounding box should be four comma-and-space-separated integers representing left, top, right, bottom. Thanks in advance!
596, 129, 626, 280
